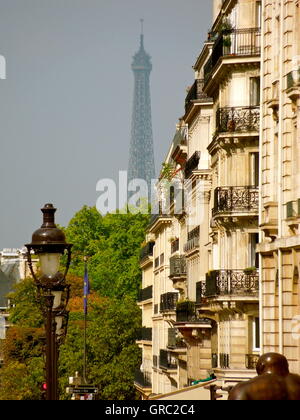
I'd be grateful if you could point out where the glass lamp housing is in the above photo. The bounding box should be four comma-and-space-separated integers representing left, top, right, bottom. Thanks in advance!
39, 253, 61, 278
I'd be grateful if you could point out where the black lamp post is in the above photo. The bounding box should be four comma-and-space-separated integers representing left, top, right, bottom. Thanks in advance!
25, 204, 72, 400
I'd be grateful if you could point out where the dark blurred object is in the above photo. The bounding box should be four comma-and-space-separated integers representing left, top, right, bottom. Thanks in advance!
229, 353, 300, 400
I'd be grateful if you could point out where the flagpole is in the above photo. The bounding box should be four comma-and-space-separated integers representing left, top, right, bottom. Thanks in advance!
83, 256, 88, 384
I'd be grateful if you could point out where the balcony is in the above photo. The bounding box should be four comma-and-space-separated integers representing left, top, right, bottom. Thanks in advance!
149, 202, 172, 231
169, 256, 187, 279
245, 354, 260, 370
159, 349, 177, 371
137, 285, 153, 303
287, 68, 300, 90
160, 292, 178, 313
184, 151, 201, 178
196, 281, 206, 305
185, 79, 212, 115
176, 301, 196, 323
184, 226, 200, 254
134, 369, 152, 388
213, 186, 259, 217
204, 27, 261, 84
140, 242, 154, 263
287, 68, 300, 101
136, 327, 152, 342
205, 269, 259, 299
216, 106, 260, 134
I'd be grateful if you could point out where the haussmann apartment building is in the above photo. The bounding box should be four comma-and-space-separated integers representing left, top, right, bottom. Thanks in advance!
134, 0, 300, 400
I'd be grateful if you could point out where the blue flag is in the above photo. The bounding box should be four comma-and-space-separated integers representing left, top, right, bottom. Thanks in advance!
83, 263, 90, 315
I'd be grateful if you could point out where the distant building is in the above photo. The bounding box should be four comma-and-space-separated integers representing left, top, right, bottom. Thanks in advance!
128, 22, 156, 197
0, 248, 37, 348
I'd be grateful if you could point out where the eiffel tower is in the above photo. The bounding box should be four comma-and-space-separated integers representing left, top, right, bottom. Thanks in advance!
128, 21, 155, 197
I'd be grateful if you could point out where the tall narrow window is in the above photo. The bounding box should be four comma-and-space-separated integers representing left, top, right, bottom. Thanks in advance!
250, 152, 259, 187
256, 1, 262, 28
249, 233, 259, 268
250, 77, 261, 106
252, 317, 260, 352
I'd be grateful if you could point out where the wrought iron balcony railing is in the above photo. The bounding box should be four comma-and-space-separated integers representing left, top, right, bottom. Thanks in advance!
176, 301, 196, 323
287, 68, 300, 90
160, 292, 178, 312
184, 151, 201, 178
213, 186, 259, 216
136, 327, 152, 342
204, 27, 261, 83
140, 242, 154, 262
246, 354, 260, 370
205, 269, 259, 298
138, 285, 153, 302
169, 255, 187, 278
185, 79, 212, 114
211, 353, 218, 369
159, 349, 177, 370
220, 353, 230, 369
216, 106, 260, 134
134, 369, 152, 388
196, 281, 206, 304
184, 226, 200, 253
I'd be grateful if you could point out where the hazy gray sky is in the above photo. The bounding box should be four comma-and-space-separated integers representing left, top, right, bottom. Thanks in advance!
0, 0, 211, 249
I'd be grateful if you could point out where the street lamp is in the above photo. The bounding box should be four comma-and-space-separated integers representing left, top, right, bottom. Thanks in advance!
25, 204, 72, 400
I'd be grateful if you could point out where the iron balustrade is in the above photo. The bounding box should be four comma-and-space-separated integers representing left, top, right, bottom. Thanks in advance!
216, 106, 260, 133
159, 349, 177, 370
246, 354, 260, 370
204, 28, 261, 83
185, 79, 212, 114
220, 353, 230, 369
196, 281, 206, 304
184, 151, 201, 178
134, 369, 152, 388
169, 255, 187, 278
205, 269, 259, 297
287, 68, 300, 90
138, 285, 153, 302
160, 292, 178, 312
136, 327, 152, 342
184, 226, 200, 253
140, 242, 154, 262
176, 301, 196, 323
213, 186, 259, 216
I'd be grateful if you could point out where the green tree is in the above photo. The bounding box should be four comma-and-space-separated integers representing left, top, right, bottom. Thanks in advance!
59, 296, 142, 400
64, 206, 149, 299
8, 278, 43, 328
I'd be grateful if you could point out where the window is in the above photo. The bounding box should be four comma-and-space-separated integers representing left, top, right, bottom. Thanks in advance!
250, 152, 259, 187
252, 317, 260, 352
249, 232, 259, 268
250, 77, 261, 106
256, 1, 262, 28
